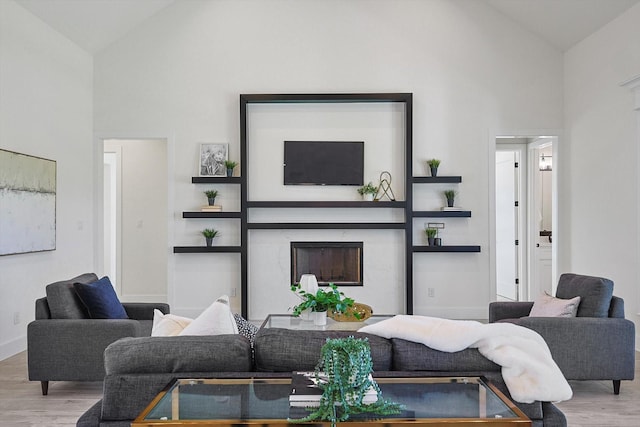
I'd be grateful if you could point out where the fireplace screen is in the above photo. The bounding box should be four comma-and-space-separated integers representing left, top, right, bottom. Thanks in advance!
291, 242, 363, 286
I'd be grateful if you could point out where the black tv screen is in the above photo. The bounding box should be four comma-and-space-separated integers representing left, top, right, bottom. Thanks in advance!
284, 141, 364, 186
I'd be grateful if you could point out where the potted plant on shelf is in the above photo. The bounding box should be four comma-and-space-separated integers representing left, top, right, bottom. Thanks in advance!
357, 182, 378, 201
444, 190, 456, 208
290, 283, 357, 326
201, 228, 219, 247
204, 190, 219, 206
426, 158, 441, 177
224, 160, 238, 177
425, 227, 438, 246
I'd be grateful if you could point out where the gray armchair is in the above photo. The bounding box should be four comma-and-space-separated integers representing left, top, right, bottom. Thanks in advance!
27, 273, 169, 395
489, 273, 635, 394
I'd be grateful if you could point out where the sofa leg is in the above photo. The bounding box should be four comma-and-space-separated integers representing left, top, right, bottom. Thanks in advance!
41, 381, 49, 395
613, 380, 620, 395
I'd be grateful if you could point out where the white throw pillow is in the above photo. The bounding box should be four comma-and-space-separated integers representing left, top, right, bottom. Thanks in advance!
529, 293, 581, 317
151, 309, 193, 336
179, 295, 239, 336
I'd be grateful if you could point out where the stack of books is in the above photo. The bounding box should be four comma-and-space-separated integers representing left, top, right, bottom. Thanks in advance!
201, 205, 222, 212
441, 206, 463, 211
289, 371, 378, 407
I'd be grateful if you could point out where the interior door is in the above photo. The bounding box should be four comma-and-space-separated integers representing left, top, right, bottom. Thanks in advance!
495, 151, 519, 301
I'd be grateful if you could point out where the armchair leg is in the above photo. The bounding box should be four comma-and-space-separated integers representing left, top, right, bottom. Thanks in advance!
41, 381, 49, 395
613, 380, 620, 395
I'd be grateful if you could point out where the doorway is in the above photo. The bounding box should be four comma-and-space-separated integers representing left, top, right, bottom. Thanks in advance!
103, 139, 168, 300
495, 136, 556, 301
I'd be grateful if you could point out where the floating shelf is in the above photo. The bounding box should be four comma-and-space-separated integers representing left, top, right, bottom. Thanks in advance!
413, 245, 481, 253
412, 176, 462, 184
412, 211, 472, 218
247, 201, 405, 208
191, 176, 241, 184
182, 212, 242, 218
248, 222, 405, 230
173, 246, 242, 253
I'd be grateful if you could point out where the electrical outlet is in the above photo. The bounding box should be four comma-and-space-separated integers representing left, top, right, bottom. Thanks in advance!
428, 288, 435, 298
230, 287, 237, 297
13, 312, 20, 325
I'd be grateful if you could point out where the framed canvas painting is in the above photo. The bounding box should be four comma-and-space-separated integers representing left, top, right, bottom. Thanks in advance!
199, 143, 228, 177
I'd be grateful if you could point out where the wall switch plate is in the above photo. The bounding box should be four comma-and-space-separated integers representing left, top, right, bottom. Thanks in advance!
428, 288, 435, 298
13, 312, 20, 325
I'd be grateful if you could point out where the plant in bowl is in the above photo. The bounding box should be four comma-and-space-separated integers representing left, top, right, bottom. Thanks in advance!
426, 158, 440, 177
425, 227, 438, 246
204, 190, 219, 205
290, 283, 358, 324
224, 160, 238, 177
444, 190, 456, 207
357, 182, 378, 201
201, 228, 219, 246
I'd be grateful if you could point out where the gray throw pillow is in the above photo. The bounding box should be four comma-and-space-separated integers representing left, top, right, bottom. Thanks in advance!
45, 273, 98, 319
555, 273, 613, 317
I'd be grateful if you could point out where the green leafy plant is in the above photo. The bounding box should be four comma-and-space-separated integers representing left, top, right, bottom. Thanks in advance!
224, 160, 238, 169
357, 182, 378, 196
426, 158, 441, 168
288, 337, 403, 426
444, 190, 456, 200
425, 227, 438, 238
201, 228, 219, 239
290, 283, 356, 315
204, 190, 219, 199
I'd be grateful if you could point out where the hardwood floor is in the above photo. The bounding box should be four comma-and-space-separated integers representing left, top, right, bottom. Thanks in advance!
1, 351, 638, 426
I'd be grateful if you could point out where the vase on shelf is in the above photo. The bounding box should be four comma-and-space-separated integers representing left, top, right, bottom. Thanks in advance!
226, 168, 233, 177
205, 237, 213, 247
313, 310, 328, 326
430, 166, 438, 177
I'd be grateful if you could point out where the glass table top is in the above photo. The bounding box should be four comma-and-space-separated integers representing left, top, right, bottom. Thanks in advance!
260, 314, 394, 331
134, 376, 530, 426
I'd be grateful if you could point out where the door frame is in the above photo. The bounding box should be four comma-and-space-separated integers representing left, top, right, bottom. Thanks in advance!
488, 130, 561, 302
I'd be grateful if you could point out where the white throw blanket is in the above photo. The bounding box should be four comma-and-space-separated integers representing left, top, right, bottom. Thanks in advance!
358, 315, 572, 403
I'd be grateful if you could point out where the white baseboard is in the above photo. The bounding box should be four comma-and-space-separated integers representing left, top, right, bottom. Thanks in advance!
0, 335, 26, 361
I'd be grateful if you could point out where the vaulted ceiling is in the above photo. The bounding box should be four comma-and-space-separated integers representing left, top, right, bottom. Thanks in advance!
14, 0, 640, 54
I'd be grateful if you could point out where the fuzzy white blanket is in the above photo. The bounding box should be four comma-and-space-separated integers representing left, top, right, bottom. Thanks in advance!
358, 315, 572, 403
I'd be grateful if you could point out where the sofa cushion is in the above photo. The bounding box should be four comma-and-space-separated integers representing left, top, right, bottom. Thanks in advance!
254, 328, 392, 372
555, 273, 613, 317
179, 295, 238, 336
45, 273, 98, 319
391, 338, 501, 372
73, 276, 128, 319
105, 335, 253, 375
529, 293, 581, 318
151, 309, 192, 336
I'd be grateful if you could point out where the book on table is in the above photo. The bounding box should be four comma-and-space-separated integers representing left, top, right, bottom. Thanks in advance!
201, 205, 222, 212
289, 371, 378, 407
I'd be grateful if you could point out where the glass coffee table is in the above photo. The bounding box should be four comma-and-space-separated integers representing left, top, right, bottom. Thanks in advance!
133, 376, 530, 426
260, 314, 394, 331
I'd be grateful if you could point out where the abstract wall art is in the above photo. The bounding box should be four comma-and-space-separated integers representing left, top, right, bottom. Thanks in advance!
0, 149, 56, 256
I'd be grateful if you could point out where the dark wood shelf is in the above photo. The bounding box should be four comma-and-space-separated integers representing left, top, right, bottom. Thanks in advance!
412, 211, 472, 218
247, 201, 405, 208
182, 211, 242, 218
173, 246, 242, 253
412, 245, 481, 253
248, 222, 405, 230
191, 176, 241, 184
412, 176, 462, 184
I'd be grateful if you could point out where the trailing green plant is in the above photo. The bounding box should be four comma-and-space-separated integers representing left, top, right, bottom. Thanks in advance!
357, 182, 378, 196
444, 190, 456, 200
425, 227, 438, 238
224, 160, 238, 169
201, 228, 219, 239
290, 283, 356, 316
288, 337, 403, 426
426, 158, 441, 168
204, 189, 219, 199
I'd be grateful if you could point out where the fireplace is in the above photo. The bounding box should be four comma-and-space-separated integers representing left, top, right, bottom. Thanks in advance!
291, 242, 363, 286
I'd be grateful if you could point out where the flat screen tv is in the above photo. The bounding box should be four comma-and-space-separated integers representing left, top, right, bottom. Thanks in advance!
284, 141, 364, 186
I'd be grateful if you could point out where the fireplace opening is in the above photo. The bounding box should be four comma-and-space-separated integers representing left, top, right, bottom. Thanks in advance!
291, 242, 363, 286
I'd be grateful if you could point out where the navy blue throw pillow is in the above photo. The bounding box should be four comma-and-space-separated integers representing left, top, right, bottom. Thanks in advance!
73, 276, 128, 319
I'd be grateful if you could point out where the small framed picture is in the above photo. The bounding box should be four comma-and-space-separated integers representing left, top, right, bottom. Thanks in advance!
199, 143, 228, 177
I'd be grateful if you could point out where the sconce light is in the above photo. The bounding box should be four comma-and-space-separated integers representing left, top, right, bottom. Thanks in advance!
539, 154, 552, 171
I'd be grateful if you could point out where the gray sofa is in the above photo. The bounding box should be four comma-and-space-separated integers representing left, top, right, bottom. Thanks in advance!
27, 273, 170, 395
77, 328, 566, 427
489, 273, 636, 395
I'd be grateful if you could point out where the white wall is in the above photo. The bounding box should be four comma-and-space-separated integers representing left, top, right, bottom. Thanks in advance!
0, 0, 93, 359
563, 3, 640, 343
94, 0, 564, 320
